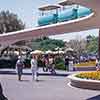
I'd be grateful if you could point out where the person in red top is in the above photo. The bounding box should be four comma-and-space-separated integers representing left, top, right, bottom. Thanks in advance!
45, 56, 49, 72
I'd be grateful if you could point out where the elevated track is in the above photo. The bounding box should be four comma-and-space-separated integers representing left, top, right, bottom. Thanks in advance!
0, 0, 100, 55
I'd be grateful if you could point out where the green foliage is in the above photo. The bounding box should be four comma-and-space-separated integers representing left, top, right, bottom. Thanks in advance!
55, 62, 65, 70
86, 36, 98, 54
0, 58, 17, 68
55, 57, 65, 70
0, 10, 25, 34
31, 37, 65, 51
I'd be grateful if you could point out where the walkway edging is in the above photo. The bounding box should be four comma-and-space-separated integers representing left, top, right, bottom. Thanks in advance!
68, 73, 100, 90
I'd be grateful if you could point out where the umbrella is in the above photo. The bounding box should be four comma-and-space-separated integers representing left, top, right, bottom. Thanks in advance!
55, 47, 59, 50
65, 48, 73, 52
30, 50, 44, 54
52, 51, 58, 54
45, 50, 53, 54
22, 51, 26, 55
58, 50, 64, 54
14, 51, 19, 55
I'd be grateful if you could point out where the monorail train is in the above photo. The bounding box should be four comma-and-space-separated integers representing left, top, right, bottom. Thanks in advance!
38, 5, 92, 26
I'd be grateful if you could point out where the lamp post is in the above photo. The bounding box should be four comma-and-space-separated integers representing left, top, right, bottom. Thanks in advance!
98, 29, 100, 59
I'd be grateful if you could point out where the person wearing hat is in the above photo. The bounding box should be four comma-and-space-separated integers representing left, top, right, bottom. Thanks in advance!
31, 54, 38, 81
16, 56, 24, 81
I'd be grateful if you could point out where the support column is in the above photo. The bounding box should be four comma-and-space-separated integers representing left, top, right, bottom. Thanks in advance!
98, 29, 100, 59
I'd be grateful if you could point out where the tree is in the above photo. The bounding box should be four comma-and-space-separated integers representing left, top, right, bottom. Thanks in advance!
0, 10, 25, 34
31, 37, 65, 51
0, 10, 25, 56
65, 39, 87, 58
86, 36, 98, 54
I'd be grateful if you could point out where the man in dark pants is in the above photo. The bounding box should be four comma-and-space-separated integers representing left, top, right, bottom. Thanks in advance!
0, 83, 8, 100
65, 56, 69, 71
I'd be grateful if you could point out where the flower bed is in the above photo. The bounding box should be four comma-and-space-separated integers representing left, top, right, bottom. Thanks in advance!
68, 71, 100, 90
74, 61, 96, 67
75, 71, 100, 80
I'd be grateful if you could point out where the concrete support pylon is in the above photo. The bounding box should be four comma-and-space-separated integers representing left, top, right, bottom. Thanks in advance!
98, 29, 100, 59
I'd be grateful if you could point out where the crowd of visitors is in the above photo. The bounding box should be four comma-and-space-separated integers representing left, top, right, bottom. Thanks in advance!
15, 53, 76, 81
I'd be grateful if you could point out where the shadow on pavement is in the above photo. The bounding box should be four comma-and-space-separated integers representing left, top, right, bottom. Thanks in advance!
20, 79, 30, 82
36, 79, 45, 82
87, 94, 100, 100
0, 70, 69, 77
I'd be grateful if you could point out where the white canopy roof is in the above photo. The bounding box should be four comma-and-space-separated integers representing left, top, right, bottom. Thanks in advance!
30, 50, 44, 54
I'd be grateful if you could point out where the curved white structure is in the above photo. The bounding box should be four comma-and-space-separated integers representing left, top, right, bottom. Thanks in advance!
0, 12, 94, 47
0, 0, 100, 51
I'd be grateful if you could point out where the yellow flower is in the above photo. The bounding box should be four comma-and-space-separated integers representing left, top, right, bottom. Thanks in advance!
75, 71, 100, 80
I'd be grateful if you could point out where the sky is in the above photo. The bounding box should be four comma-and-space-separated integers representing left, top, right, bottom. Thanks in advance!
0, 0, 99, 41
49, 29, 99, 42
0, 0, 58, 28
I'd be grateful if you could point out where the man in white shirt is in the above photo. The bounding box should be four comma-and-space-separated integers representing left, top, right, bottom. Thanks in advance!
31, 54, 38, 81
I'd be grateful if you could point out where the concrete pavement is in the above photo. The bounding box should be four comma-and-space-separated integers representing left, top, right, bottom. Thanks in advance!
0, 74, 100, 100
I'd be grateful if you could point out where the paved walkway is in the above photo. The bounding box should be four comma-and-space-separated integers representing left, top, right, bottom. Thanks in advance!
0, 73, 100, 100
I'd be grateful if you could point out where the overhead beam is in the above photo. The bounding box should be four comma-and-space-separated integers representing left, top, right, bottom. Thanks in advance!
0, 0, 99, 48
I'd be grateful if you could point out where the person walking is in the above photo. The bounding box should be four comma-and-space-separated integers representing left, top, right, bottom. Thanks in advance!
16, 56, 24, 81
0, 83, 8, 100
41, 55, 46, 72
64, 56, 69, 71
44, 54, 49, 72
48, 55, 56, 74
68, 57, 74, 71
31, 54, 38, 81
